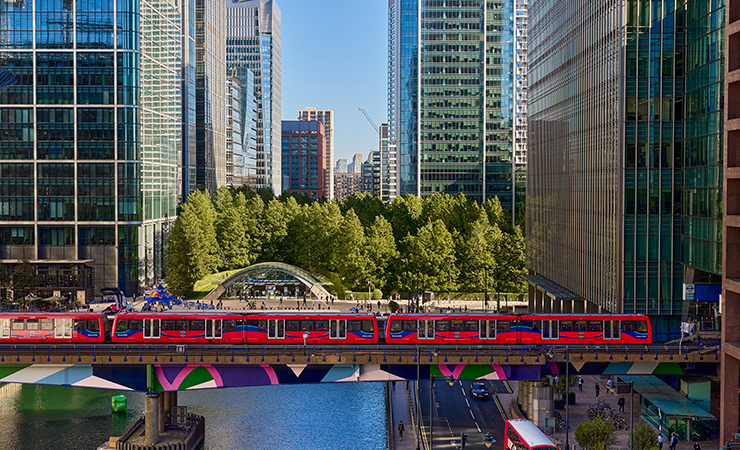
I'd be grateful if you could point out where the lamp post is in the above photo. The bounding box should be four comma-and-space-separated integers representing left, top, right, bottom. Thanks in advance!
565, 346, 570, 450
416, 346, 421, 450
448, 256, 456, 303
629, 381, 634, 450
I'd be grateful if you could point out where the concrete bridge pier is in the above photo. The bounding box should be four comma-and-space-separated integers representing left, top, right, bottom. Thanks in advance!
516, 380, 553, 428
163, 391, 177, 423
145, 393, 160, 445
158, 391, 165, 433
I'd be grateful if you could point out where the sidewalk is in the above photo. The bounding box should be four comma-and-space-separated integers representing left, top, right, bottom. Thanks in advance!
547, 375, 719, 450
390, 380, 418, 450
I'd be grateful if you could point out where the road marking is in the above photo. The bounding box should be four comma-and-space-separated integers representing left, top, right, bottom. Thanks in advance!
465, 398, 470, 407
470, 410, 475, 420
475, 422, 481, 433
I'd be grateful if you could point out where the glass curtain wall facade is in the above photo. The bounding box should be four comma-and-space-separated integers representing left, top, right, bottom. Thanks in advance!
225, 0, 281, 193
0, 0, 183, 296
682, 0, 724, 277
195, 0, 226, 193
527, 0, 623, 313
388, 0, 521, 219
182, 0, 197, 196
528, 0, 724, 333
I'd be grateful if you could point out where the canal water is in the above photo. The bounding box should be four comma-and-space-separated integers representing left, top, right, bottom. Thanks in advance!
0, 382, 388, 449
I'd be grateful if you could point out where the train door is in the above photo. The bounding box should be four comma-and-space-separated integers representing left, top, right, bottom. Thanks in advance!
205, 319, 223, 340
541, 320, 559, 340
143, 318, 161, 339
268, 319, 285, 339
604, 320, 620, 340
0, 319, 9, 338
54, 318, 72, 339
479, 320, 496, 340
417, 320, 434, 340
329, 319, 346, 339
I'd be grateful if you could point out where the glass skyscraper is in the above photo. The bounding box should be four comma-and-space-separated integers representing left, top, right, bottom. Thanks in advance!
387, 0, 525, 219
0, 0, 186, 297
225, 0, 282, 193
527, 0, 724, 333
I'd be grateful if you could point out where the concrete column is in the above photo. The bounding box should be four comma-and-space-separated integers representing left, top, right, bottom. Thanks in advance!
145, 393, 160, 445
158, 391, 165, 433
163, 391, 172, 422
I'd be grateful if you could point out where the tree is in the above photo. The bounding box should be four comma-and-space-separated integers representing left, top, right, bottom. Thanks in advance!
364, 215, 399, 292
630, 422, 658, 450
164, 190, 219, 295
0, 264, 11, 301
340, 192, 386, 228
385, 194, 423, 243
401, 220, 456, 293
332, 209, 369, 288
575, 416, 618, 450
213, 188, 255, 270
12, 259, 36, 308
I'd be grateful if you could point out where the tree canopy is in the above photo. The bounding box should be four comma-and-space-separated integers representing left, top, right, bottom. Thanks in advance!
166, 188, 526, 297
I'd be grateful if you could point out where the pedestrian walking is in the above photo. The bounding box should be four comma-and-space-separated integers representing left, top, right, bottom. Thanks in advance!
595, 383, 600, 399
618, 395, 625, 413
670, 433, 678, 450
578, 376, 584, 392
398, 421, 405, 440
694, 442, 701, 450
658, 434, 664, 449
606, 378, 613, 393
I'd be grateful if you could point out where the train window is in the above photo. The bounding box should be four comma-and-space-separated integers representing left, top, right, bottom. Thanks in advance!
190, 321, 204, 331
116, 319, 128, 332
301, 321, 314, 331
403, 320, 416, 332
521, 320, 533, 330
86, 319, 99, 332
129, 319, 142, 331
11, 319, 24, 330
286, 321, 299, 331
41, 319, 54, 330
622, 321, 633, 332
575, 321, 588, 332
497, 321, 511, 332
464, 321, 478, 332
74, 320, 86, 331
26, 319, 39, 330
450, 320, 463, 331
636, 321, 648, 333
588, 321, 602, 332
362, 320, 374, 333
315, 321, 328, 331
348, 321, 362, 331
162, 320, 176, 331
223, 320, 237, 331
560, 321, 573, 332
176, 320, 189, 331
390, 321, 403, 332
436, 321, 450, 332
258, 320, 267, 331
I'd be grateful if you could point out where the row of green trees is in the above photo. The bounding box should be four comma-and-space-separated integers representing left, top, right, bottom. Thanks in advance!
165, 187, 526, 297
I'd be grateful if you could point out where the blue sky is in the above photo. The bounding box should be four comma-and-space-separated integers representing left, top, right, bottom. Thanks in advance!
279, 0, 387, 164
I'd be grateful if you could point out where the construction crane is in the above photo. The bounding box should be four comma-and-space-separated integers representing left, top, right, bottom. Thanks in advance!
358, 107, 379, 134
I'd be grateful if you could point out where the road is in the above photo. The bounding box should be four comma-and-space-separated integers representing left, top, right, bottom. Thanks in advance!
418, 378, 511, 449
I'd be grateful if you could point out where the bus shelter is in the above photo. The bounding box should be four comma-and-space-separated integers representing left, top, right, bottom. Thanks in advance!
619, 375, 716, 441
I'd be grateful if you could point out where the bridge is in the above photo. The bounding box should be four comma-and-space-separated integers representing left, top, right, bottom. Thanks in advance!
0, 343, 719, 392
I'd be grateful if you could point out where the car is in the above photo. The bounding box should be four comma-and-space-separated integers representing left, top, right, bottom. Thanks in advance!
470, 382, 489, 400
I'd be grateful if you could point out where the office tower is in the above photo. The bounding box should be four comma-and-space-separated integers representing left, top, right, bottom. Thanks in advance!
349, 153, 364, 173
387, 0, 524, 219
334, 172, 362, 201
335, 159, 348, 174
182, 0, 197, 197
0, 0, 185, 298
281, 121, 327, 199
226, 0, 282, 193
513, 0, 527, 169
527, 0, 724, 335
196, 0, 227, 192
379, 124, 398, 203
361, 152, 381, 197
298, 107, 334, 199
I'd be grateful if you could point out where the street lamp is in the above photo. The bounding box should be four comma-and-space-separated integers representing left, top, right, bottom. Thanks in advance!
448, 256, 456, 303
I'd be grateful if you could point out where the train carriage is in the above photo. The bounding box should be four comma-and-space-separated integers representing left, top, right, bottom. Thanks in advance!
385, 313, 652, 345
244, 312, 379, 345
111, 312, 245, 344
0, 312, 107, 343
